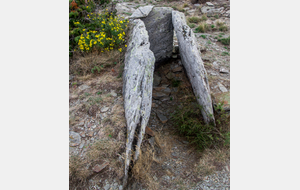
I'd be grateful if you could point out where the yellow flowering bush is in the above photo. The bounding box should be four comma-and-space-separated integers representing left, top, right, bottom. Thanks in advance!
75, 12, 129, 53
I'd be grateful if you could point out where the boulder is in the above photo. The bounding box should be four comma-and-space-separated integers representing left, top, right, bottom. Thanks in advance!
172, 11, 215, 125
129, 5, 154, 19
122, 19, 155, 187
140, 7, 174, 67
201, 6, 224, 16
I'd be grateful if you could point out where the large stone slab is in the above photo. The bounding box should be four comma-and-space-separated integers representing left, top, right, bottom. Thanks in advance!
140, 7, 174, 67
129, 5, 154, 19
122, 19, 155, 187
172, 11, 215, 125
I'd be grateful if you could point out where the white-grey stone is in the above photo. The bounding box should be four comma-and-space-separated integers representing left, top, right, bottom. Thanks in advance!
122, 19, 155, 187
218, 82, 228, 92
111, 90, 117, 97
194, 4, 201, 7
101, 106, 109, 113
69, 131, 81, 147
130, 5, 154, 19
78, 84, 90, 91
201, 6, 224, 16
172, 11, 215, 125
206, 2, 214, 6
140, 7, 174, 66
153, 73, 161, 86
220, 67, 229, 74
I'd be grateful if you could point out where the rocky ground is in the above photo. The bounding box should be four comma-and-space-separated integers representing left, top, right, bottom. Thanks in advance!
70, 0, 230, 189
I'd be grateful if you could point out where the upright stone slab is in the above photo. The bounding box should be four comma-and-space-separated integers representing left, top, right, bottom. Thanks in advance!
122, 19, 155, 188
140, 7, 173, 66
172, 11, 215, 125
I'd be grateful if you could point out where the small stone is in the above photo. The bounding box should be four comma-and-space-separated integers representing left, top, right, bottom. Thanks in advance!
145, 126, 155, 137
79, 141, 85, 149
218, 82, 228, 93
91, 125, 97, 129
172, 66, 183, 72
101, 106, 109, 113
78, 84, 90, 91
166, 72, 175, 79
220, 67, 229, 74
111, 90, 117, 97
149, 137, 155, 147
194, 4, 201, 7
69, 94, 78, 100
173, 45, 179, 54
206, 2, 214, 6
87, 130, 94, 137
152, 103, 157, 108
69, 131, 81, 147
79, 131, 86, 138
182, 140, 189, 144
153, 73, 161, 86
172, 54, 177, 58
157, 113, 168, 123
152, 92, 168, 100
92, 162, 109, 173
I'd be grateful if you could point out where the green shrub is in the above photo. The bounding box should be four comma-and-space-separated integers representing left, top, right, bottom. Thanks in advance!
201, 15, 207, 21
211, 24, 215, 29
219, 36, 230, 45
69, 0, 128, 56
194, 23, 209, 33
172, 104, 224, 150
200, 35, 206, 39
188, 23, 196, 28
219, 25, 228, 31
221, 51, 230, 56
188, 17, 201, 23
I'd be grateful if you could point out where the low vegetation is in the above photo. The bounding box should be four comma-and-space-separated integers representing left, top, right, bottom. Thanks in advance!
171, 102, 230, 151
194, 22, 209, 33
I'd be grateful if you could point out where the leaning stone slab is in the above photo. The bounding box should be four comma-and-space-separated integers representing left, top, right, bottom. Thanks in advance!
140, 7, 174, 67
129, 5, 154, 19
122, 19, 155, 188
172, 11, 215, 125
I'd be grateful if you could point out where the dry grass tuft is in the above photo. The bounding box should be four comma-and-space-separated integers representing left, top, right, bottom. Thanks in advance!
70, 50, 121, 76
132, 145, 159, 190
195, 148, 229, 177
69, 155, 91, 186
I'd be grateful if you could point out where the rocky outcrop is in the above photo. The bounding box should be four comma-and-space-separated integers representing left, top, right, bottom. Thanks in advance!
172, 10, 215, 125
201, 6, 224, 16
122, 19, 155, 188
130, 7, 173, 67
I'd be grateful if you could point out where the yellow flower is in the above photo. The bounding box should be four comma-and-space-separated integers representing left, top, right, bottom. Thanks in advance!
83, 29, 85, 31
125, 45, 127, 47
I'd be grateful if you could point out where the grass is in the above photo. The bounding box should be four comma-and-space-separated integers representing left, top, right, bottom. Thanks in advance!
219, 36, 230, 45
194, 23, 209, 33
200, 35, 206, 39
171, 101, 230, 151
188, 23, 196, 28
188, 17, 201, 23
221, 51, 230, 56
207, 40, 211, 45
183, 3, 189, 8
219, 25, 228, 31
70, 50, 122, 76
201, 14, 207, 21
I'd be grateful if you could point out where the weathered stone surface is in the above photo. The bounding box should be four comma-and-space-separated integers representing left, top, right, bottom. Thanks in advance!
157, 113, 168, 123
78, 84, 90, 91
201, 6, 224, 16
218, 82, 228, 93
206, 2, 214, 6
122, 19, 155, 187
145, 126, 155, 137
172, 11, 215, 125
69, 131, 81, 147
172, 66, 183, 72
152, 92, 169, 100
141, 7, 174, 66
101, 106, 110, 113
92, 162, 109, 173
153, 73, 161, 86
220, 67, 229, 74
166, 72, 175, 79
130, 6, 154, 19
